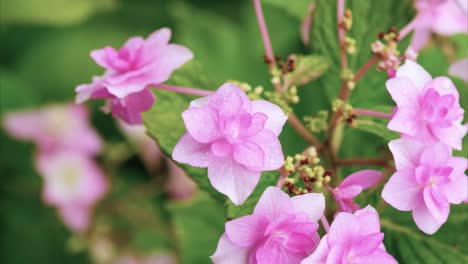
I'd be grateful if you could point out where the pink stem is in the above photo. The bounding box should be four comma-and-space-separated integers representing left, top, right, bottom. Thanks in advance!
253, 0, 275, 65
337, 0, 347, 69
321, 216, 330, 232
399, 17, 417, 39
354, 108, 392, 120
152, 84, 213, 97
301, 2, 316, 46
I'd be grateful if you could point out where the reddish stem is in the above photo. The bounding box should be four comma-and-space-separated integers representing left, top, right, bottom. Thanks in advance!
253, 0, 276, 70
153, 84, 213, 97
354, 108, 392, 119
353, 55, 380, 82
337, 0, 348, 70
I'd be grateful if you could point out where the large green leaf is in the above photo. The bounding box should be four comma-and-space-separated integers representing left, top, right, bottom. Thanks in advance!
166, 193, 225, 264
382, 205, 468, 264
263, 0, 313, 20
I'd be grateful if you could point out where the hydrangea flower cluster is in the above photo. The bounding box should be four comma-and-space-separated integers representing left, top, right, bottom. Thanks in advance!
173, 83, 287, 205
383, 60, 467, 234
3, 104, 108, 232
76, 28, 193, 124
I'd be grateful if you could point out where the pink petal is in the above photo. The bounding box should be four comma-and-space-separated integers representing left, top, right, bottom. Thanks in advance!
247, 112, 268, 136
325, 244, 346, 264
328, 212, 360, 246
432, 0, 468, 35
334, 185, 363, 200
148, 43, 194, 84
111, 88, 155, 124
207, 157, 261, 205
251, 100, 287, 136
233, 142, 265, 170
75, 76, 107, 104
351, 233, 384, 257
388, 139, 425, 171
424, 187, 450, 224
58, 205, 91, 233
443, 157, 468, 204
255, 239, 286, 264
355, 249, 397, 264
340, 170, 383, 190
431, 122, 463, 150
412, 203, 443, 234
253, 186, 294, 221
396, 60, 432, 88
387, 107, 420, 136
354, 206, 382, 235
386, 77, 422, 106
182, 106, 221, 143
291, 192, 325, 222
211, 233, 249, 264
146, 27, 171, 47
210, 83, 251, 116
211, 140, 233, 158
301, 234, 330, 264
3, 110, 44, 141
382, 171, 422, 211
172, 133, 213, 168
419, 142, 451, 166
449, 58, 468, 82
425, 77, 460, 100
225, 215, 269, 247
409, 28, 432, 52
90, 47, 119, 70
247, 130, 284, 171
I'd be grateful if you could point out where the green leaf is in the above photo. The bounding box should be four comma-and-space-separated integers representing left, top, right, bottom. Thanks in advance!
166, 193, 225, 264
226, 171, 278, 219
263, 0, 313, 20
1, 0, 117, 26
382, 205, 468, 263
283, 55, 330, 87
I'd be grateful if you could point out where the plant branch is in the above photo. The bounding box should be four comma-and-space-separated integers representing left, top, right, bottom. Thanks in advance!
153, 84, 213, 97
287, 113, 322, 150
354, 108, 392, 119
253, 0, 276, 71
337, 0, 348, 70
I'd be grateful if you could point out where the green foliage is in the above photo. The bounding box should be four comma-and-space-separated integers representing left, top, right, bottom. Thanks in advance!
263, 0, 313, 20
166, 193, 225, 264
1, 0, 117, 25
284, 55, 330, 87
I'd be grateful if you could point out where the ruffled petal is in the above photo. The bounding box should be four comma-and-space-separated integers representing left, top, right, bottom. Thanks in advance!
412, 203, 443, 234
182, 105, 221, 143
172, 133, 213, 168
211, 234, 249, 264
396, 60, 432, 88
388, 139, 424, 171
251, 100, 288, 136
382, 171, 422, 211
254, 186, 294, 221
291, 192, 325, 222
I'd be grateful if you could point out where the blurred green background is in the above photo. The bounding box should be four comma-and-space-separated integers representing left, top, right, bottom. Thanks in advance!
1, 0, 467, 263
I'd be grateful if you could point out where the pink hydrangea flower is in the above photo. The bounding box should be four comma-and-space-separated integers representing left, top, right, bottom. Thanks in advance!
332, 170, 383, 213
36, 151, 108, 232
449, 58, 468, 82
3, 104, 102, 155
410, 0, 468, 51
382, 139, 467, 234
76, 28, 193, 124
302, 206, 397, 264
172, 83, 288, 205
386, 60, 466, 150
211, 187, 325, 264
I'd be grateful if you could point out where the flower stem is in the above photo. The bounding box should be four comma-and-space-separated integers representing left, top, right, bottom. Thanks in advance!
337, 0, 348, 70
321, 215, 330, 232
399, 17, 417, 39
153, 84, 213, 97
353, 55, 380, 82
288, 113, 323, 150
354, 108, 392, 119
336, 157, 389, 167
253, 0, 276, 71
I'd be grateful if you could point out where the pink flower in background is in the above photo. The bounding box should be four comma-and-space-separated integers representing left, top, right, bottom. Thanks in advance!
302, 206, 396, 264
332, 170, 383, 213
386, 60, 466, 150
382, 139, 467, 234
448, 58, 468, 82
36, 151, 109, 232
410, 0, 468, 51
3, 104, 102, 155
211, 187, 325, 264
172, 83, 288, 205
76, 28, 193, 124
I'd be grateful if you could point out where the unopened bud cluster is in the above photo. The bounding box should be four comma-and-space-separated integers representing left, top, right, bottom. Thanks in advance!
340, 69, 356, 90
282, 147, 332, 195
372, 27, 401, 77
304, 110, 328, 132
340, 10, 356, 55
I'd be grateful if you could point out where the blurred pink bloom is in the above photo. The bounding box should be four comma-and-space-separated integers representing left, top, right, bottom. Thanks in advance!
410, 0, 468, 51
3, 104, 102, 155
76, 28, 193, 124
118, 121, 197, 200
211, 187, 325, 264
302, 206, 396, 264
173, 83, 287, 205
332, 170, 383, 213
448, 58, 468, 82
36, 151, 109, 232
382, 139, 467, 234
386, 60, 466, 150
